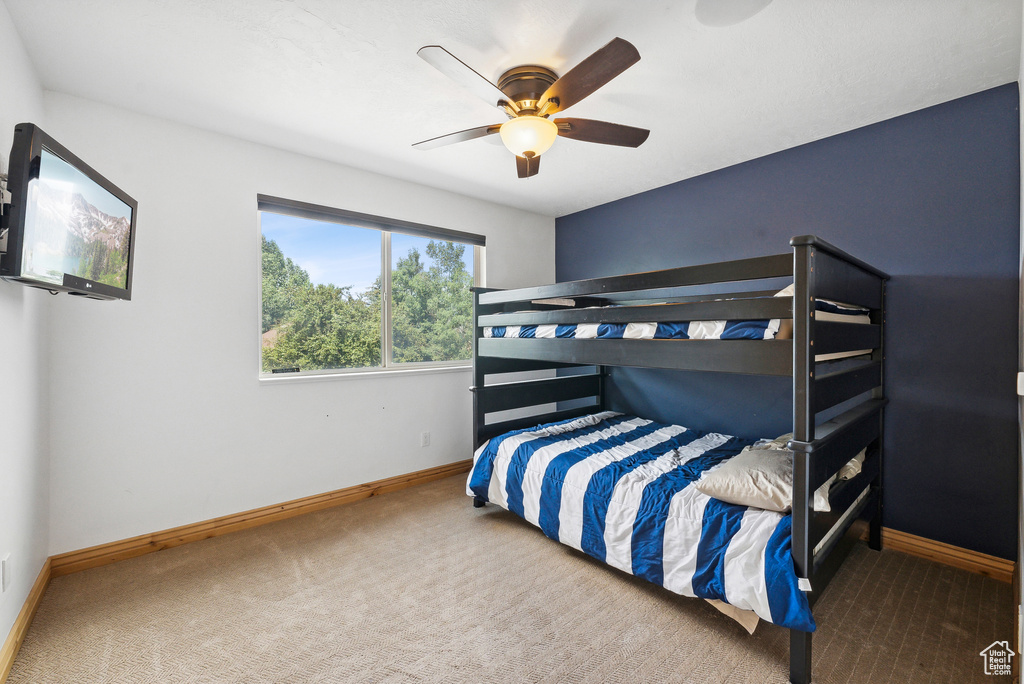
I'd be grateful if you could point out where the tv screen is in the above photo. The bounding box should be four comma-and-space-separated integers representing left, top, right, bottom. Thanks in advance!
0, 123, 137, 300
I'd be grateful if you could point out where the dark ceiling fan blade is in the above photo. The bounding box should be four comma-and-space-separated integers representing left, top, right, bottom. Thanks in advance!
554, 118, 650, 147
537, 38, 640, 115
418, 46, 519, 112
413, 124, 502, 150
516, 154, 540, 178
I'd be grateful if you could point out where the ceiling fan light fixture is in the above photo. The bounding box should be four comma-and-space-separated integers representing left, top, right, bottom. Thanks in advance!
499, 116, 558, 158
415, 39, 648, 178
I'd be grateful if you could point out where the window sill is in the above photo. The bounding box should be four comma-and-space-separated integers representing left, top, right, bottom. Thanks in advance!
258, 363, 471, 384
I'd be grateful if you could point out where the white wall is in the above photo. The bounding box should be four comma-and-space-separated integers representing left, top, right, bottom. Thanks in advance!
42, 93, 555, 554
0, 2, 49, 644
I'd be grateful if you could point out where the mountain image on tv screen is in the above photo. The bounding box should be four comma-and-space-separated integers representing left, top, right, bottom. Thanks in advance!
21, 148, 132, 288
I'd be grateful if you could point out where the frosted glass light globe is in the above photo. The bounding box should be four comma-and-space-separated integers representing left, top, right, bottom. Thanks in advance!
499, 116, 558, 157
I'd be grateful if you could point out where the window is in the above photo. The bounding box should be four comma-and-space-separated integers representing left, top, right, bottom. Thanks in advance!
258, 195, 484, 377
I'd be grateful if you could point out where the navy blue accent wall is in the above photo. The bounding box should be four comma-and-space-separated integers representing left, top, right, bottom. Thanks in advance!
555, 84, 1020, 560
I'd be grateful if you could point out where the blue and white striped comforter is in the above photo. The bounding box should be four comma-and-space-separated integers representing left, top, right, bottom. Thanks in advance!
481, 295, 869, 342
467, 412, 814, 631
482, 318, 780, 341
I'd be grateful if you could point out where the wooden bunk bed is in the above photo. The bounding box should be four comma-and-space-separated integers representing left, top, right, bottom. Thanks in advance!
468, 235, 888, 684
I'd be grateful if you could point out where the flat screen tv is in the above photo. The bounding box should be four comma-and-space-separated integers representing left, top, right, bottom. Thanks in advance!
0, 123, 137, 300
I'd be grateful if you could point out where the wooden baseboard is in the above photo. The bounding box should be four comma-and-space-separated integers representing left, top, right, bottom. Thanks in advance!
50, 459, 472, 578
874, 527, 1014, 583
0, 558, 51, 684
1013, 561, 1020, 682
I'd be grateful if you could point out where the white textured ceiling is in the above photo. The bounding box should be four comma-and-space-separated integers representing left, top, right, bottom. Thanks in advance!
4, 0, 1021, 217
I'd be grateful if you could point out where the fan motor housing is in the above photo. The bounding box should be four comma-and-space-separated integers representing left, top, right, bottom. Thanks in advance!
497, 65, 557, 113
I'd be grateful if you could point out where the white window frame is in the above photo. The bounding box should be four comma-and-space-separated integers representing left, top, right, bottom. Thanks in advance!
257, 195, 485, 380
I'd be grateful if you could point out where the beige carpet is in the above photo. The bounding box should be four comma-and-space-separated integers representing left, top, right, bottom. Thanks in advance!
8, 474, 1013, 683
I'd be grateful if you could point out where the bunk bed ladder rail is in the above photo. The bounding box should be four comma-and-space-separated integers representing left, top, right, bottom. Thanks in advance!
789, 237, 888, 684
470, 287, 604, 453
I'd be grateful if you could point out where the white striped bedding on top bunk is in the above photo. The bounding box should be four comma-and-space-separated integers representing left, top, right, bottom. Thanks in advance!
482, 318, 781, 341
482, 291, 869, 342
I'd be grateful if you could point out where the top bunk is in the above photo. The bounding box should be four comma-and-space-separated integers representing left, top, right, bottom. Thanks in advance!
473, 235, 888, 377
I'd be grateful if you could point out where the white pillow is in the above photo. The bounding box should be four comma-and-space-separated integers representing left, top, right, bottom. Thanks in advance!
751, 433, 792, 451
693, 445, 831, 513
839, 449, 866, 480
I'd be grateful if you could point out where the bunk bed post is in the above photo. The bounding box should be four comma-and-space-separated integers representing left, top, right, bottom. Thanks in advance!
790, 632, 812, 684
471, 288, 486, 450
470, 288, 487, 508
868, 279, 887, 551
791, 242, 816, 684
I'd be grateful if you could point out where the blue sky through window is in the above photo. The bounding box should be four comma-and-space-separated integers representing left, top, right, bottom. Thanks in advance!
261, 212, 473, 295
261, 212, 380, 293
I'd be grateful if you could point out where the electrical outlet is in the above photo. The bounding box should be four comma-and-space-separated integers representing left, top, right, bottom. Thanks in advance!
1, 554, 10, 593
420, 431, 430, 447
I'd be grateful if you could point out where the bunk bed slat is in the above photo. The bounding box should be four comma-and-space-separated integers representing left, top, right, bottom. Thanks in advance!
804, 397, 886, 443
475, 356, 587, 375
477, 296, 794, 327
478, 338, 793, 375
478, 405, 599, 443
599, 288, 784, 306
789, 399, 886, 491
805, 496, 874, 613
811, 488, 878, 578
470, 287, 508, 316
808, 250, 883, 310
474, 374, 602, 414
814, 321, 880, 355
814, 362, 882, 413
809, 454, 881, 551
791, 235, 889, 279
478, 253, 793, 305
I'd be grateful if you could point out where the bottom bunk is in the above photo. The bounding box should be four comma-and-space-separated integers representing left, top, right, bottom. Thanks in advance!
467, 411, 877, 672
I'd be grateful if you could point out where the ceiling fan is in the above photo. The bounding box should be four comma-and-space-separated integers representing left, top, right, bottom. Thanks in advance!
413, 38, 650, 178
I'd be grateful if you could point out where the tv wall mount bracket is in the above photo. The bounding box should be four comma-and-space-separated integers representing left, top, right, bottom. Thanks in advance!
0, 172, 8, 254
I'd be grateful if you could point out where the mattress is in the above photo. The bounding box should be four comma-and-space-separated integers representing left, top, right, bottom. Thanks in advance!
467, 411, 815, 631
482, 297, 869, 338
483, 318, 782, 341
482, 294, 872, 361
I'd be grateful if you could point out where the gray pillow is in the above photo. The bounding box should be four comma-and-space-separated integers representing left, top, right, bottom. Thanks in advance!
693, 444, 831, 512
